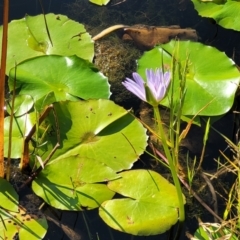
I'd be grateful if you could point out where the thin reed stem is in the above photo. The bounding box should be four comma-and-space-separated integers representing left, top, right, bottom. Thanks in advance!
153, 105, 185, 222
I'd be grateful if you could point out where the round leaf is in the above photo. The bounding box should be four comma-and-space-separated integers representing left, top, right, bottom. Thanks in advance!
0, 14, 94, 74
0, 203, 47, 240
33, 155, 118, 210
4, 112, 36, 158
32, 100, 148, 210
42, 100, 148, 171
6, 95, 34, 117
99, 170, 185, 236
0, 178, 19, 212
90, 0, 110, 5
138, 41, 240, 116
33, 178, 115, 211
8, 55, 111, 109
192, 0, 240, 31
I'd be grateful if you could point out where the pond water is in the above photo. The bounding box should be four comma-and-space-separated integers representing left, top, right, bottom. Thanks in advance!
1, 0, 239, 240
2, 0, 240, 64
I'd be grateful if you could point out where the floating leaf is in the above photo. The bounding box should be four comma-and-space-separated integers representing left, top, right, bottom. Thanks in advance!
8, 55, 111, 110
0, 13, 94, 74
191, 0, 240, 31
90, 0, 110, 5
33, 144, 119, 211
0, 202, 47, 240
6, 95, 34, 117
138, 41, 240, 116
0, 178, 19, 212
37, 100, 148, 171
99, 170, 185, 236
4, 112, 36, 158
32, 100, 148, 210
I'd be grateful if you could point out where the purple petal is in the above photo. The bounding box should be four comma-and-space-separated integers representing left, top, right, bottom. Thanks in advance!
155, 69, 163, 89
122, 69, 170, 104
146, 68, 171, 102
146, 69, 154, 84
153, 69, 162, 94
132, 72, 145, 88
122, 77, 146, 101
146, 69, 158, 99
156, 86, 166, 102
164, 71, 171, 87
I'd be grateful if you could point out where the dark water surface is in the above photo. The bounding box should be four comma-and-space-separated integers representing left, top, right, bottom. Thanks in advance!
1, 0, 240, 64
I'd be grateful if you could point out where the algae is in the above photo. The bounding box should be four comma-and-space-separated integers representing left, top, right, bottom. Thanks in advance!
94, 38, 141, 108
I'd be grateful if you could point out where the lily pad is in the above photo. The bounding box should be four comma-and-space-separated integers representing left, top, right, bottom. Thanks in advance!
37, 100, 147, 171
32, 100, 148, 210
33, 146, 119, 211
4, 112, 36, 158
6, 95, 34, 117
99, 170, 185, 236
191, 0, 240, 31
0, 178, 19, 212
8, 55, 111, 110
90, 0, 110, 5
138, 41, 240, 116
0, 202, 47, 240
0, 13, 94, 74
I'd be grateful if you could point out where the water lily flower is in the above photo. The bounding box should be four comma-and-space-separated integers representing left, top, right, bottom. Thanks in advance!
122, 69, 171, 106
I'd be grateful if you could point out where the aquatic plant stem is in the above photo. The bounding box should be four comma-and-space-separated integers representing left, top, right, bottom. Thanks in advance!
0, 0, 9, 177
153, 105, 185, 222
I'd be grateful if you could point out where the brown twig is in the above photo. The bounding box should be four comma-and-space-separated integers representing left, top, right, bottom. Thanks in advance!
6, 65, 17, 181
111, 0, 126, 6
22, 104, 55, 169
18, 141, 60, 192
18, 104, 61, 191
200, 172, 219, 222
0, 0, 9, 177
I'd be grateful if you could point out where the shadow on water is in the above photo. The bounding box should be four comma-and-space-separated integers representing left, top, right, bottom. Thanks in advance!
43, 207, 181, 240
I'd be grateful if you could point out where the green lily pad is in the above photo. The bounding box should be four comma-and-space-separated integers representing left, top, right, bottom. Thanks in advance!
32, 100, 148, 210
0, 203, 47, 240
32, 157, 113, 210
90, 0, 110, 5
138, 41, 240, 116
38, 100, 148, 171
191, 0, 240, 31
8, 55, 111, 110
4, 112, 36, 158
0, 178, 19, 212
0, 13, 94, 75
6, 95, 34, 117
99, 170, 185, 236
